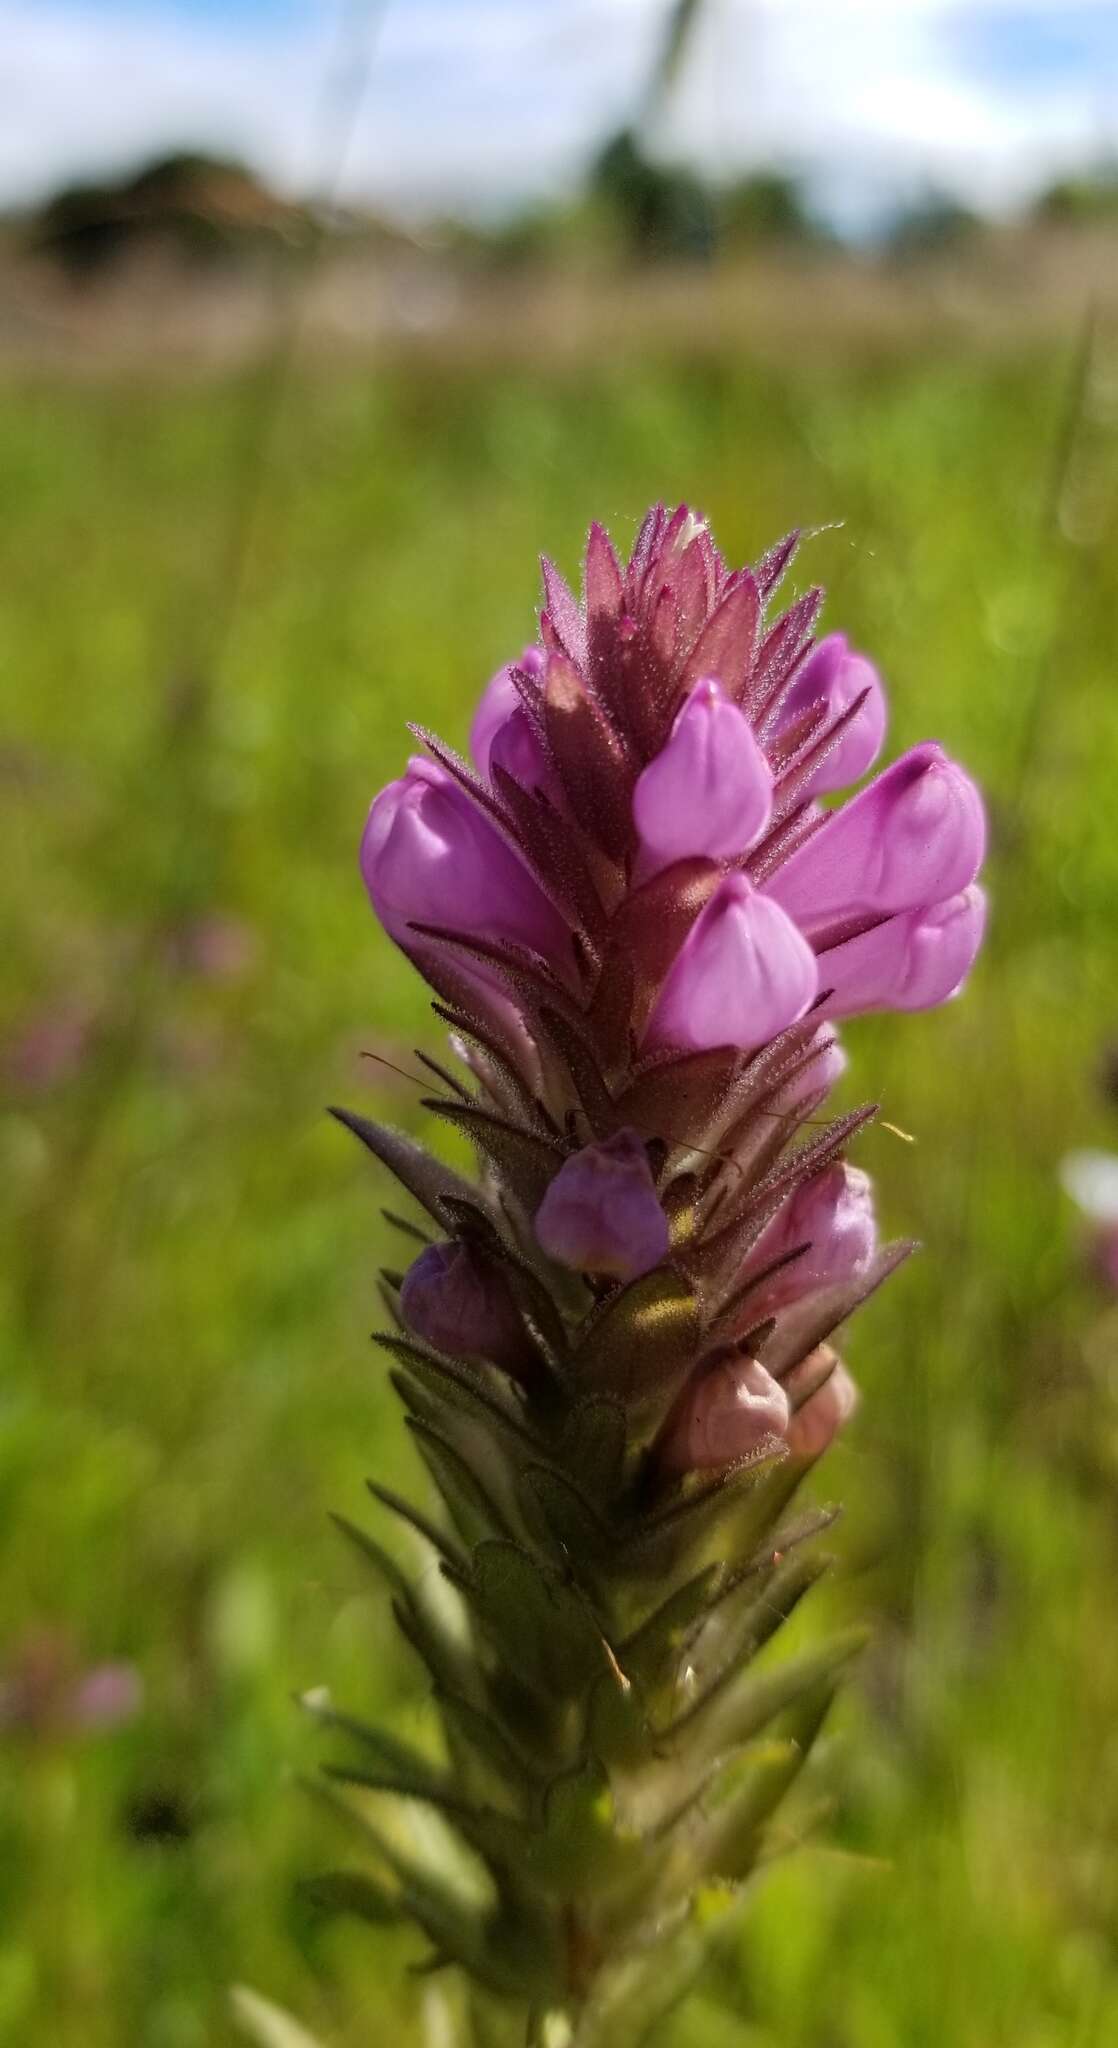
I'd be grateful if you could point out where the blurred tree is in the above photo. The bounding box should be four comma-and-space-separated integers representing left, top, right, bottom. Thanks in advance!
589, 126, 717, 261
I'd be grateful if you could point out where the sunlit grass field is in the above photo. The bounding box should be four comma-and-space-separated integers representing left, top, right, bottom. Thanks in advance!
2, 338, 1117, 2047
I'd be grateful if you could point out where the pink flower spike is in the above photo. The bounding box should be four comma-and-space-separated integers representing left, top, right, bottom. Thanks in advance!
645, 873, 818, 1054
632, 678, 773, 875
776, 633, 887, 795
818, 885, 987, 1020
361, 756, 569, 968
767, 742, 985, 935
659, 1355, 790, 1474
535, 1130, 670, 1281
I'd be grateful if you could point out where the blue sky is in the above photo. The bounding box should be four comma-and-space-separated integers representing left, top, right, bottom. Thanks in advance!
2, 1, 1114, 222
951, 4, 1118, 84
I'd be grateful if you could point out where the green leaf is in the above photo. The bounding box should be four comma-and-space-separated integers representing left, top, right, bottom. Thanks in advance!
407, 1417, 512, 1549
559, 1397, 627, 1496
390, 1594, 476, 1701
571, 1269, 701, 1429
585, 1664, 650, 1770
299, 1691, 450, 1800
367, 1480, 468, 1576
321, 1763, 521, 1871
433, 1687, 541, 1796
377, 1331, 534, 1449
691, 1682, 836, 1883
520, 1462, 610, 1566
616, 1443, 789, 1586
463, 1539, 607, 1696
664, 1627, 868, 1767
305, 1778, 556, 2001
617, 1563, 723, 1691
569, 1887, 755, 2048
328, 1107, 483, 1224
302, 1868, 401, 1927
424, 1096, 567, 1207
666, 1548, 832, 1730
328, 1513, 413, 1607
529, 1754, 642, 1895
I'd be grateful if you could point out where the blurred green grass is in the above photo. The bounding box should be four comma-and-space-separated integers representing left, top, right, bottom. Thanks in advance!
2, 342, 1117, 2047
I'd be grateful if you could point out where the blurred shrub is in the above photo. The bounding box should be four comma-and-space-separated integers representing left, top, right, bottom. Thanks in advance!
31, 151, 308, 276
720, 170, 821, 248
1034, 166, 1118, 225
884, 191, 984, 258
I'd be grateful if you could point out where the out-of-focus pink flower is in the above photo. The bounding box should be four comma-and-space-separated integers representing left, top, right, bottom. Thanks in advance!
5, 1001, 97, 1095
0, 1629, 143, 1741
165, 913, 258, 983
71, 1661, 145, 1730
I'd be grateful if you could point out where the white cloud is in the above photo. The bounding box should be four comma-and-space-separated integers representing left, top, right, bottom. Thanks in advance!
0, 0, 1112, 223
657, 0, 1111, 219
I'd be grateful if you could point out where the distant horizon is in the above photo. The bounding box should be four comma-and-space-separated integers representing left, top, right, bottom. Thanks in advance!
4, 0, 1117, 240
14, 129, 1116, 249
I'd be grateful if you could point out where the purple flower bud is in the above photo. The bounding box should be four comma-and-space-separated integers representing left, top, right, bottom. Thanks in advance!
766, 743, 985, 935
470, 651, 550, 793
776, 633, 887, 795
632, 679, 773, 875
400, 1240, 527, 1370
534, 1130, 669, 1281
361, 757, 569, 968
748, 1163, 877, 1311
660, 1355, 790, 1474
645, 874, 818, 1055
818, 885, 987, 1020
784, 1350, 859, 1460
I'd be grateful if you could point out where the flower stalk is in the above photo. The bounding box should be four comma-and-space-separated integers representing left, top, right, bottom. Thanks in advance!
311, 505, 986, 2044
